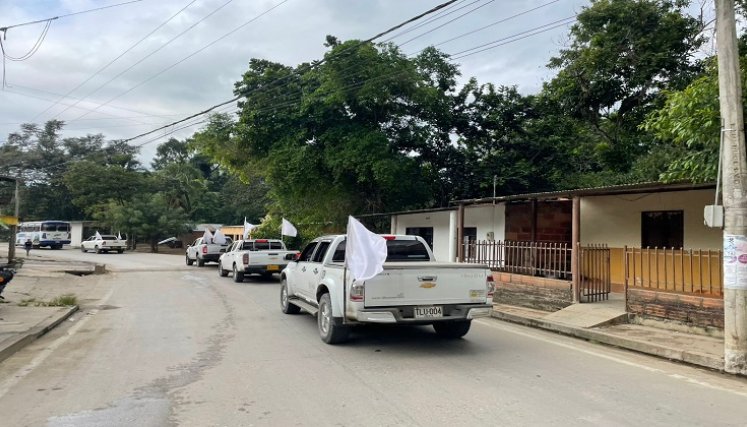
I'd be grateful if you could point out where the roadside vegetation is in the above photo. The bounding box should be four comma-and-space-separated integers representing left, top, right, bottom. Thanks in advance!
18, 294, 78, 307
0, 0, 740, 244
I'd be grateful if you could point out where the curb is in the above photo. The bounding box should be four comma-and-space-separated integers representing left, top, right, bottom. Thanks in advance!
491, 310, 724, 372
0, 305, 79, 364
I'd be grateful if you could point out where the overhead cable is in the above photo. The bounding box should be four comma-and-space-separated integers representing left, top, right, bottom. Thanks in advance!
32, 0, 199, 121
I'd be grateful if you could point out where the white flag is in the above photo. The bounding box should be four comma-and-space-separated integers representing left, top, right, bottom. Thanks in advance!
202, 229, 213, 243
213, 229, 227, 245
117, 232, 122, 240
243, 217, 256, 239
281, 218, 297, 237
345, 216, 387, 281
95, 231, 102, 240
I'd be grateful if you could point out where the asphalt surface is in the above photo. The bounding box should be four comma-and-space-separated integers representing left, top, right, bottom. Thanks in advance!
0, 249, 746, 426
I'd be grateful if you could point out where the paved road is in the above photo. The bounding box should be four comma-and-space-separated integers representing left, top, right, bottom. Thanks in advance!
0, 248, 746, 426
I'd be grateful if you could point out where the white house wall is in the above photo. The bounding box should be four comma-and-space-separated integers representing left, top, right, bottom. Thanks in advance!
465, 204, 506, 242
392, 211, 452, 261
580, 189, 721, 249
391, 204, 507, 261
70, 222, 84, 247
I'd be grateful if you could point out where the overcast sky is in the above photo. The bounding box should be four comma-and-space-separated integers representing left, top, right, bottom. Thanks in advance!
0, 0, 651, 164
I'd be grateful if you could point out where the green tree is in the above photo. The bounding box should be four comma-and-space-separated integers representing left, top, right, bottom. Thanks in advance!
545, 0, 705, 173
95, 194, 190, 252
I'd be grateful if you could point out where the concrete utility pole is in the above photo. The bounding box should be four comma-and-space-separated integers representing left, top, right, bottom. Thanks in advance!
716, 0, 747, 375
7, 179, 18, 263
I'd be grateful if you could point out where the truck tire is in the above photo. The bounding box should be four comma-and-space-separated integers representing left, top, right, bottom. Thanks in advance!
433, 320, 472, 339
218, 263, 229, 277
318, 293, 349, 344
197, 256, 205, 267
81, 246, 86, 253
280, 279, 300, 314
232, 264, 244, 283
95, 246, 101, 254
186, 255, 194, 266
117, 249, 123, 254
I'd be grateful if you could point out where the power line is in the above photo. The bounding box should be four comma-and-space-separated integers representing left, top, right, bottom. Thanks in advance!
427, 0, 560, 50
52, 0, 237, 121
398, 0, 497, 47
0, 20, 52, 88
0, 0, 145, 32
449, 16, 576, 59
117, 0, 460, 144
31, 0, 199, 121
380, 0, 475, 42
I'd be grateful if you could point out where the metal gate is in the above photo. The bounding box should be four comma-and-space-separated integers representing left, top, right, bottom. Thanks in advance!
578, 244, 611, 302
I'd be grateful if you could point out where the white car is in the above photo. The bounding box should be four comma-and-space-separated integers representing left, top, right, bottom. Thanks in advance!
217, 239, 298, 282
80, 235, 126, 254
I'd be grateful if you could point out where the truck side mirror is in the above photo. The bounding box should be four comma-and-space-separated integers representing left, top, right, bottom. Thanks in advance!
285, 253, 296, 261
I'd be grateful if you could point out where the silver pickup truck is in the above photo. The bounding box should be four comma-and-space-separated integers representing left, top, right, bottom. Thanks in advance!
218, 239, 298, 282
186, 236, 233, 266
280, 234, 494, 344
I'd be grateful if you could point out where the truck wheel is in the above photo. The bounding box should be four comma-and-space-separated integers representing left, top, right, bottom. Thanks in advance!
218, 263, 229, 277
280, 279, 300, 314
232, 264, 244, 283
95, 246, 101, 254
186, 255, 194, 266
197, 257, 205, 267
433, 320, 472, 339
117, 249, 123, 254
318, 293, 349, 344
80, 246, 86, 253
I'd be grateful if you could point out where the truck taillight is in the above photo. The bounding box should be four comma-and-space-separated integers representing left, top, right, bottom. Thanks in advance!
486, 275, 495, 300
243, 253, 249, 265
350, 281, 365, 302
202, 246, 207, 254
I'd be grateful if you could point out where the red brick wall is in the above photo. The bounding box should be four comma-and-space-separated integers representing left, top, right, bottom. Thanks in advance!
505, 201, 572, 242
626, 288, 724, 329
493, 272, 573, 311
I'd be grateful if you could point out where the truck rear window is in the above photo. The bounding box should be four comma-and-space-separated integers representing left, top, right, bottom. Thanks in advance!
331, 239, 430, 262
242, 241, 284, 250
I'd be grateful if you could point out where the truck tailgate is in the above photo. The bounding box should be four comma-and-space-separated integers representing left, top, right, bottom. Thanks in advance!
363, 262, 490, 307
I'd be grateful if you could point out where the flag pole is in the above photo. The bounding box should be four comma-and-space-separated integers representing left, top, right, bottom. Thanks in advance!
342, 265, 348, 326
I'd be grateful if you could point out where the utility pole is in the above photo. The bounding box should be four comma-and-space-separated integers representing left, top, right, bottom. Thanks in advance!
716, 0, 747, 375
7, 179, 18, 263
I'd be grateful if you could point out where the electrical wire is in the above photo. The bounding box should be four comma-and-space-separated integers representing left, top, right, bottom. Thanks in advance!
116, 0, 460, 143
32, 0, 199, 121
380, 0, 474, 42
0, 0, 144, 32
398, 0, 497, 47
0, 20, 52, 88
52, 0, 238, 120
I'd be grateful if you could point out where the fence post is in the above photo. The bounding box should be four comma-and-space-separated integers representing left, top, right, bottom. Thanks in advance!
571, 197, 580, 303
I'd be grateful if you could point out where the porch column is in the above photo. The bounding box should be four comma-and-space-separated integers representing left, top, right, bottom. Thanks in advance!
531, 198, 538, 242
448, 210, 458, 262
457, 203, 465, 262
571, 196, 580, 303
390, 214, 397, 234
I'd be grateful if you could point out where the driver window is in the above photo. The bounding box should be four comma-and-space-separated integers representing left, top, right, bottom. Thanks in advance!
312, 241, 331, 263
298, 242, 318, 262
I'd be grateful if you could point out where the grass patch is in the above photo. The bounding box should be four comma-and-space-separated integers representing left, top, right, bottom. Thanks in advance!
18, 294, 77, 307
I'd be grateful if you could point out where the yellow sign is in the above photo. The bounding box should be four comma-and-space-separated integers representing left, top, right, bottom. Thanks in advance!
0, 216, 19, 226
419, 282, 436, 289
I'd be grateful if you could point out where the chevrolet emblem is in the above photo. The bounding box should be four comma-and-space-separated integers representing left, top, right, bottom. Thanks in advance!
419, 282, 436, 289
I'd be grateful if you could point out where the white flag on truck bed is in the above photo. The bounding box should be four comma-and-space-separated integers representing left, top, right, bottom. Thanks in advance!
243, 217, 256, 239
213, 229, 227, 245
345, 216, 387, 281
95, 231, 102, 240
281, 218, 297, 237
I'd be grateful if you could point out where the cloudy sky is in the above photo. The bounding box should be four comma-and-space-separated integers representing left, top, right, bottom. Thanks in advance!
0, 0, 621, 164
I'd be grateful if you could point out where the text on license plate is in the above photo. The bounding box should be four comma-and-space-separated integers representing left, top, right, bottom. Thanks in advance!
267, 265, 279, 271
414, 306, 442, 319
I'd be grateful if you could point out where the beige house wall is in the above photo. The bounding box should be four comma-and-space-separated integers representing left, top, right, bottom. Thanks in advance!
580, 189, 721, 249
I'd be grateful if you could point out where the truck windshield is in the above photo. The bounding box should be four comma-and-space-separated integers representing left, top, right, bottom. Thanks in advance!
332, 239, 430, 262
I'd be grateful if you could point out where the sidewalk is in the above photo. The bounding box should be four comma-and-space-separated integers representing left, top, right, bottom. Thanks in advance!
0, 254, 105, 364
491, 301, 725, 371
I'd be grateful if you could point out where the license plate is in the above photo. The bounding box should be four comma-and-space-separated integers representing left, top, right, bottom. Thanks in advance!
267, 265, 279, 271
414, 306, 442, 319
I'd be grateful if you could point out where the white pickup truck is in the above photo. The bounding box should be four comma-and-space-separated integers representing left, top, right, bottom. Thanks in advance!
280, 234, 494, 344
186, 236, 233, 267
217, 239, 298, 282
80, 235, 126, 254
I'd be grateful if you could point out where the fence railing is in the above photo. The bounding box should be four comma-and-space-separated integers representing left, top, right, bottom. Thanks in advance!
579, 244, 611, 302
624, 246, 723, 297
463, 240, 571, 279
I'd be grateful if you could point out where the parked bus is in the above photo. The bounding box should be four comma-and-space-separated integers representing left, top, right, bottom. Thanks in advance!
15, 220, 71, 249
